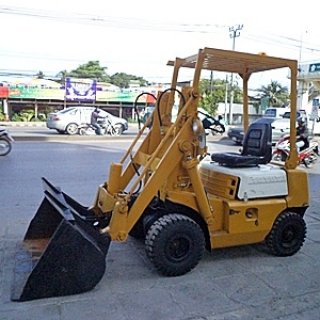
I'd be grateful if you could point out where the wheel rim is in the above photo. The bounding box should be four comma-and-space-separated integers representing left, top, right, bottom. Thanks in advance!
281, 225, 298, 248
165, 235, 191, 262
66, 124, 78, 135
272, 154, 281, 161
272, 152, 286, 161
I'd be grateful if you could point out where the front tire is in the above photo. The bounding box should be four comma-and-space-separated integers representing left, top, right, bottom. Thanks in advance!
272, 151, 287, 161
78, 128, 86, 136
266, 211, 306, 256
145, 214, 205, 276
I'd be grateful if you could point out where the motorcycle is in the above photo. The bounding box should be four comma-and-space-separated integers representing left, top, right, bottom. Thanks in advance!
78, 117, 116, 136
199, 111, 226, 135
0, 126, 14, 156
272, 133, 319, 168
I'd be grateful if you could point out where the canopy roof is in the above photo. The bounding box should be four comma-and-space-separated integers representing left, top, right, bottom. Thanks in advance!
167, 47, 297, 76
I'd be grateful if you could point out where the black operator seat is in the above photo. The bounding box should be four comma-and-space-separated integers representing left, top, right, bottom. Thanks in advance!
211, 119, 272, 167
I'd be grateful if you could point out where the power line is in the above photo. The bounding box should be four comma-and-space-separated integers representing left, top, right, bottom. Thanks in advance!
245, 33, 320, 53
3, 5, 320, 56
0, 5, 227, 33
2, 5, 320, 53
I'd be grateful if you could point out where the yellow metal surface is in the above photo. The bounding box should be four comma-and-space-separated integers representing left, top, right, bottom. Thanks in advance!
167, 47, 296, 75
93, 184, 117, 213
199, 165, 239, 200
168, 47, 298, 141
91, 46, 307, 248
209, 198, 288, 248
285, 169, 310, 207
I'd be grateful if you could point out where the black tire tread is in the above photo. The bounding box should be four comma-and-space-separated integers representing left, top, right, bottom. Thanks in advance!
145, 213, 205, 276
0, 138, 12, 156
266, 211, 306, 257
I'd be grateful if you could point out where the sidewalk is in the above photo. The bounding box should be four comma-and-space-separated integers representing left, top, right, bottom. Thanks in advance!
1, 122, 142, 142
0, 121, 46, 127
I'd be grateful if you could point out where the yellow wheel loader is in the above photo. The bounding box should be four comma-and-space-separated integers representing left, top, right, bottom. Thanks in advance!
12, 48, 309, 301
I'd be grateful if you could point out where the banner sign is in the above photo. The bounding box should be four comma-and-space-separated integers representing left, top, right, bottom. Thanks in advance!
308, 63, 320, 73
0, 86, 9, 98
65, 78, 97, 101
5, 77, 159, 103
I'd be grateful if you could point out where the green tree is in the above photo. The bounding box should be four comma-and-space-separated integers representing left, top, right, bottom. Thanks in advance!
57, 62, 148, 88
258, 81, 289, 107
70, 60, 110, 81
58, 61, 110, 82
199, 78, 242, 115
110, 72, 148, 88
35, 71, 45, 79
56, 70, 68, 83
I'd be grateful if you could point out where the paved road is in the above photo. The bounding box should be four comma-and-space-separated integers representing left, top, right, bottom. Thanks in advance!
0, 135, 319, 320
4, 123, 141, 141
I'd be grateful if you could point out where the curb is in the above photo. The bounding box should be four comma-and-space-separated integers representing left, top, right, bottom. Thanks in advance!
0, 122, 139, 129
11, 134, 141, 142
0, 122, 46, 127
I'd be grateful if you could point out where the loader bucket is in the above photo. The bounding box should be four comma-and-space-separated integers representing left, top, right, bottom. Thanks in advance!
11, 177, 111, 302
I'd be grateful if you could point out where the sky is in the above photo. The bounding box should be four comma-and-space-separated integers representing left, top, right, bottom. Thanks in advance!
1, 0, 320, 88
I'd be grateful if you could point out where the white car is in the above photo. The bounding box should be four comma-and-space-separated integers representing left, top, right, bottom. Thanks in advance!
46, 107, 128, 135
271, 110, 307, 143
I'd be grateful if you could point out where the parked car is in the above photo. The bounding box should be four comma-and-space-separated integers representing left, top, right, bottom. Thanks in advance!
227, 126, 245, 145
228, 110, 308, 145
228, 117, 276, 145
46, 107, 128, 135
263, 107, 290, 118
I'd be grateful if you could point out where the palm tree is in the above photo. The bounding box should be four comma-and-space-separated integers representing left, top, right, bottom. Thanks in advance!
35, 70, 45, 79
258, 81, 289, 107
56, 70, 68, 83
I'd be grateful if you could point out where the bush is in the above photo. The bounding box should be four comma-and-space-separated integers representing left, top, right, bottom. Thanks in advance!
11, 110, 46, 122
0, 112, 5, 121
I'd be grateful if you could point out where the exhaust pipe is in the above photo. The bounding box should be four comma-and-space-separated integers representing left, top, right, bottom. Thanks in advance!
11, 177, 111, 302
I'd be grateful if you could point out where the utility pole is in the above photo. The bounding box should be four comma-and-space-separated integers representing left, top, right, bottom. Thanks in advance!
224, 74, 228, 123
228, 24, 243, 124
297, 30, 308, 111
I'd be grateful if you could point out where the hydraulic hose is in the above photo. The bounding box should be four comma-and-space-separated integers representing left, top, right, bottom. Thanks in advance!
133, 92, 157, 129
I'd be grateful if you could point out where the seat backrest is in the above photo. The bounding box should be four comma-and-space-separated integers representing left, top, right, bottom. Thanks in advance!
241, 119, 272, 163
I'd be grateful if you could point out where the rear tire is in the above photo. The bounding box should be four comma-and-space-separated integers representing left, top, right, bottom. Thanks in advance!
66, 123, 79, 135
0, 138, 12, 156
113, 124, 124, 136
265, 211, 306, 257
79, 128, 86, 136
145, 214, 205, 276
303, 151, 318, 168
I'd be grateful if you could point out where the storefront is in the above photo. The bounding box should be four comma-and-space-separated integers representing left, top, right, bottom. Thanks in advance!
0, 85, 9, 120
